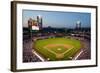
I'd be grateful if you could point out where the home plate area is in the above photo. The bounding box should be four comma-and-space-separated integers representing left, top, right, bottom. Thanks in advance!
56, 54, 64, 59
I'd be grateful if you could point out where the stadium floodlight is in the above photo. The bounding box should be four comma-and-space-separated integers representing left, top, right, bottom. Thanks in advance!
76, 21, 81, 25
76, 20, 81, 29
38, 15, 42, 18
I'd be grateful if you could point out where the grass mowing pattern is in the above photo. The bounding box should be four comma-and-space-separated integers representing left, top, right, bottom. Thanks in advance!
33, 37, 81, 61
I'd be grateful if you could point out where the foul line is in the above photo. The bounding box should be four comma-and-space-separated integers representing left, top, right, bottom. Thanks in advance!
73, 50, 84, 60
32, 50, 45, 62
63, 48, 73, 55
44, 48, 57, 55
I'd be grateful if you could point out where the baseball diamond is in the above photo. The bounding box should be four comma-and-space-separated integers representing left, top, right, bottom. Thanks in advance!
23, 10, 91, 63
33, 37, 81, 61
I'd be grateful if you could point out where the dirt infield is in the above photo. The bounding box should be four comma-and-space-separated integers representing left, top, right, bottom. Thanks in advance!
44, 44, 73, 59
44, 44, 73, 49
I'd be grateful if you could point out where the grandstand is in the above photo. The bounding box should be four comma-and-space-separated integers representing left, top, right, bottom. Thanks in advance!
23, 26, 91, 62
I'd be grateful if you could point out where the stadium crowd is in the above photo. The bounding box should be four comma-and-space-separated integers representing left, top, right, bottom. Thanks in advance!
23, 39, 41, 62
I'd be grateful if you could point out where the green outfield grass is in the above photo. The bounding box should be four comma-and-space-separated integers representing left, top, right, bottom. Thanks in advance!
33, 37, 81, 61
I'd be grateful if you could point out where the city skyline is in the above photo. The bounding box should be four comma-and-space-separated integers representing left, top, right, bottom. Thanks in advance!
23, 10, 91, 28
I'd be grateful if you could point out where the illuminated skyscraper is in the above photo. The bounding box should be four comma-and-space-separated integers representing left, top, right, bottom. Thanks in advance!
37, 15, 43, 30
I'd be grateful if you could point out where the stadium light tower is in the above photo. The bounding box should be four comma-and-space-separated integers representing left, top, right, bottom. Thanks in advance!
76, 20, 81, 30
28, 18, 33, 38
37, 15, 43, 30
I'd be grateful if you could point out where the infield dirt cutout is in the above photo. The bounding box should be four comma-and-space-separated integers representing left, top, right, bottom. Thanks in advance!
44, 44, 73, 49
44, 44, 73, 59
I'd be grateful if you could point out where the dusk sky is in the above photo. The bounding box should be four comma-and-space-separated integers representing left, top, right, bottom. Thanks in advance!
22, 10, 91, 28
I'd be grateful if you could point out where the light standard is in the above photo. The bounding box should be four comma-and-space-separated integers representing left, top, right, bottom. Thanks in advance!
28, 18, 33, 41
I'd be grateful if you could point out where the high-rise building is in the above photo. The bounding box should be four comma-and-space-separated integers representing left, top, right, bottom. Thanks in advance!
37, 15, 43, 30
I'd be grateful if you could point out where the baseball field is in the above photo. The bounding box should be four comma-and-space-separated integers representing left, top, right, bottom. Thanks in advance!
33, 37, 81, 61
